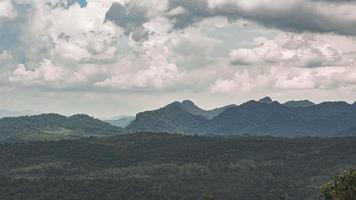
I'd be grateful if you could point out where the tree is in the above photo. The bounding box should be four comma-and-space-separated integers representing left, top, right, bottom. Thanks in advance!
321, 169, 356, 200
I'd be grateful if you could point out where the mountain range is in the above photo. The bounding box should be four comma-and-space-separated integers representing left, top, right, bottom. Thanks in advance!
1, 97, 356, 141
126, 97, 356, 137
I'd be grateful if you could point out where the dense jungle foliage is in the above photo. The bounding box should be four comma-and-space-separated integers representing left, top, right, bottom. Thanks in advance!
0, 133, 355, 200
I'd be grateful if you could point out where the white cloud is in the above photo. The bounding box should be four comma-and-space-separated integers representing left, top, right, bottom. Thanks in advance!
212, 32, 356, 93
95, 62, 180, 89
26, 0, 118, 62
10, 59, 65, 84
0, 0, 17, 21
229, 33, 356, 68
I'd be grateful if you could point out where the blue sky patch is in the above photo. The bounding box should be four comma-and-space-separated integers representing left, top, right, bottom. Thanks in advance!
78, 0, 87, 8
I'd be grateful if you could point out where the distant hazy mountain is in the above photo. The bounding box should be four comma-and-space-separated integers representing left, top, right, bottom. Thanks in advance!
0, 109, 39, 119
283, 100, 315, 108
126, 98, 356, 137
106, 116, 135, 128
0, 114, 123, 142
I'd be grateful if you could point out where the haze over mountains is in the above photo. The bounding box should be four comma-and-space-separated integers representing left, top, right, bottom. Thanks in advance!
105, 116, 135, 128
0, 109, 39, 119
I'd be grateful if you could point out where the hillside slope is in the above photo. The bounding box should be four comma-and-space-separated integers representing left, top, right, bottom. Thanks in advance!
126, 102, 208, 134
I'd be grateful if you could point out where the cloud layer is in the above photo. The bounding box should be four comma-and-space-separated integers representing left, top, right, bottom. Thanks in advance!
1, 0, 356, 116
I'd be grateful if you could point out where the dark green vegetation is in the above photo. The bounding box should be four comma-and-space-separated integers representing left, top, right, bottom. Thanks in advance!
0, 133, 355, 200
0, 114, 123, 142
127, 98, 356, 137
321, 169, 356, 200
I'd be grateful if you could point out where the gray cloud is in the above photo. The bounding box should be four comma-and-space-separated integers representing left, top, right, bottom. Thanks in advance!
105, 3, 149, 41
105, 0, 356, 36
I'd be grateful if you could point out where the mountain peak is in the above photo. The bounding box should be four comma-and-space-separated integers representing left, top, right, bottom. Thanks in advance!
181, 100, 196, 106
259, 96, 274, 104
179, 100, 205, 114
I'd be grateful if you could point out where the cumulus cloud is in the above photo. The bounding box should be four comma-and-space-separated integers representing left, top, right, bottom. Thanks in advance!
0, 0, 17, 21
212, 32, 356, 93
229, 33, 356, 68
25, 0, 119, 63
10, 59, 65, 84
95, 62, 180, 90
94, 19, 183, 90
211, 65, 356, 93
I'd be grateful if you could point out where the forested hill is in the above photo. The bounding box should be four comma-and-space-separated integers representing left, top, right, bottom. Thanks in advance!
0, 114, 123, 142
0, 133, 355, 200
127, 98, 356, 137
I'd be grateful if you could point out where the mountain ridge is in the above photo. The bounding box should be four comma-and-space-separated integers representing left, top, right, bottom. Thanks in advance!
2, 98, 356, 139
126, 98, 356, 137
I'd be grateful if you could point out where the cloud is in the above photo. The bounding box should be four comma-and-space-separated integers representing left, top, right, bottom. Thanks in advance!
229, 33, 356, 68
10, 59, 65, 84
210, 65, 356, 93
94, 25, 183, 90
206, 0, 356, 35
105, 0, 169, 41
212, 32, 356, 93
0, 0, 17, 21
105, 0, 356, 36
95, 62, 180, 90
24, 0, 119, 63
2, 0, 356, 116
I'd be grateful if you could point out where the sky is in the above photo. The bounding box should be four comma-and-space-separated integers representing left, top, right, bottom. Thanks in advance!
1, 0, 356, 118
